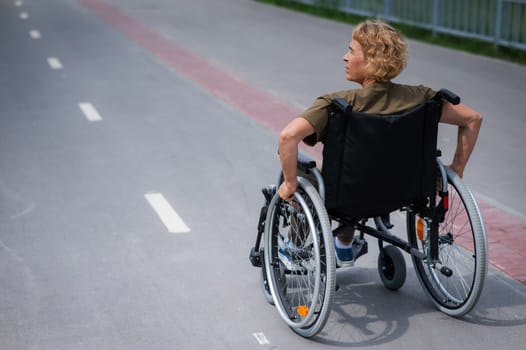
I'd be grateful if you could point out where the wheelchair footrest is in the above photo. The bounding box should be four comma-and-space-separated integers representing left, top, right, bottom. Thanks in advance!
249, 247, 262, 268
352, 237, 368, 261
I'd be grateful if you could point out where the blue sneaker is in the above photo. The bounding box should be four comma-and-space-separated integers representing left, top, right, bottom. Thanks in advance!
334, 237, 354, 267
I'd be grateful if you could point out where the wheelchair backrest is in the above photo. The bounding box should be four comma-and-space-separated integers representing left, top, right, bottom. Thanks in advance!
322, 97, 442, 219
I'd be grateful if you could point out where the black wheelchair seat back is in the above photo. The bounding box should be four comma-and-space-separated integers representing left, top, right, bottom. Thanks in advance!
322, 96, 442, 219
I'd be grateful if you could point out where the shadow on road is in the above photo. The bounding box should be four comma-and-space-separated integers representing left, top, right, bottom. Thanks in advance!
312, 266, 526, 347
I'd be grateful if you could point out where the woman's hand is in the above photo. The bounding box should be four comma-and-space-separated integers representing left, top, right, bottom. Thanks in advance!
279, 180, 298, 202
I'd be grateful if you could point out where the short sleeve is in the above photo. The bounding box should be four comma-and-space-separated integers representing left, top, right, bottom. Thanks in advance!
300, 96, 331, 146
300, 90, 356, 145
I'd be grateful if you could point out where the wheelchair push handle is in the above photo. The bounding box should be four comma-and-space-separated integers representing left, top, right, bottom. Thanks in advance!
435, 89, 461, 105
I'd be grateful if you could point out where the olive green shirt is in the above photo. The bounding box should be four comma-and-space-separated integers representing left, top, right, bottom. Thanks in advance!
302, 81, 437, 146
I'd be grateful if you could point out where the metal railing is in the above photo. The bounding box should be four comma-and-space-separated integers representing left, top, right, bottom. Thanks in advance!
292, 0, 526, 50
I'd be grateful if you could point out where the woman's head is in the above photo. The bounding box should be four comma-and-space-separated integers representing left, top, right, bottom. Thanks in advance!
345, 20, 408, 84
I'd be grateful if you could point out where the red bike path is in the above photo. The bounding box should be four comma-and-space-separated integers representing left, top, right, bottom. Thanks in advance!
80, 0, 526, 285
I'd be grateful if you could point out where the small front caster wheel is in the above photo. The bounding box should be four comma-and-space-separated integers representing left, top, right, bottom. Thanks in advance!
378, 245, 406, 290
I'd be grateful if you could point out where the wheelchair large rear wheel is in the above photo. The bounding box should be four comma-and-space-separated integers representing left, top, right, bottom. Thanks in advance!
259, 245, 274, 305
264, 177, 335, 337
407, 167, 487, 316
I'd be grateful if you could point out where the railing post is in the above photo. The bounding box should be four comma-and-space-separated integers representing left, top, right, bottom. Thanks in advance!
384, 0, 392, 21
494, 0, 503, 46
432, 0, 439, 37
345, 0, 352, 14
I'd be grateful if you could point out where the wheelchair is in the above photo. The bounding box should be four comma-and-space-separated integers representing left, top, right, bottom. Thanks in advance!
249, 89, 488, 337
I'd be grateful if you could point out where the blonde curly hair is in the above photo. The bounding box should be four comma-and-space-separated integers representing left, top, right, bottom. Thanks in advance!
352, 20, 408, 82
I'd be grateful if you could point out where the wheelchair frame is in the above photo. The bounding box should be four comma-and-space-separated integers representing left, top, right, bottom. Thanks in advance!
249, 91, 488, 338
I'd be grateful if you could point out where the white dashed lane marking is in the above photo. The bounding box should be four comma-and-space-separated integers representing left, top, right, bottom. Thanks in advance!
30, 30, 41, 39
253, 332, 270, 345
19, 12, 28, 19
144, 193, 190, 234
79, 102, 103, 122
47, 57, 63, 70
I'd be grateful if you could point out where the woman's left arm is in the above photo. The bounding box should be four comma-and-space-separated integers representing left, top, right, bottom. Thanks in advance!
440, 102, 483, 177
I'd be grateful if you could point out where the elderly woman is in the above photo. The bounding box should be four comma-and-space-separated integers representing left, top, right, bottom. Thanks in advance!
277, 20, 482, 266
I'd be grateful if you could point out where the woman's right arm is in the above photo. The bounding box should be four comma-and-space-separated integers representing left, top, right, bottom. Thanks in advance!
278, 118, 316, 201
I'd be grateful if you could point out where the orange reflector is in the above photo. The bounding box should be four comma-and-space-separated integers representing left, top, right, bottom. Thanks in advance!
417, 217, 424, 241
297, 305, 309, 317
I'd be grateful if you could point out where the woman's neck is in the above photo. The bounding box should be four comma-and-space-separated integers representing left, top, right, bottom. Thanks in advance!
361, 78, 376, 87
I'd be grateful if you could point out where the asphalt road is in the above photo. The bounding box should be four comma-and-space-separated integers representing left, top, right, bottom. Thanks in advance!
1, 0, 526, 349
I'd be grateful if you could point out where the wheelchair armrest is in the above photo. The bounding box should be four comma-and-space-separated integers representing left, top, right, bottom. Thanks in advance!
297, 152, 317, 170
435, 89, 460, 105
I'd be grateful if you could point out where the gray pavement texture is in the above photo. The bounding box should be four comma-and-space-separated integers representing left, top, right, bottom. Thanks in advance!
1, 0, 525, 349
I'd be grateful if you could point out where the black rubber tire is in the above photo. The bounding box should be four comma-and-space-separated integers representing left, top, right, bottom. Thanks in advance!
377, 245, 407, 291
259, 248, 274, 305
